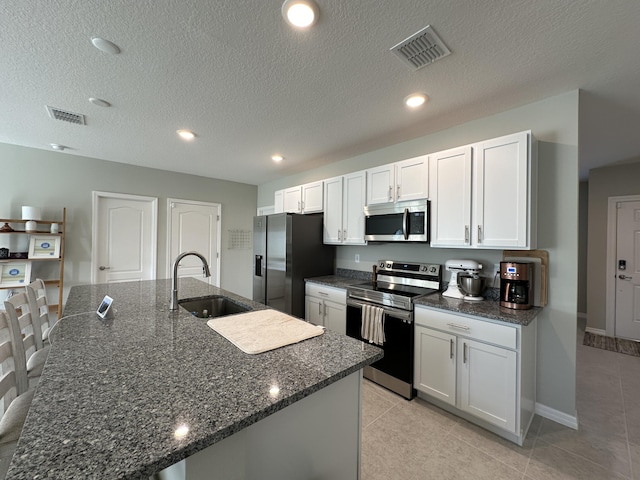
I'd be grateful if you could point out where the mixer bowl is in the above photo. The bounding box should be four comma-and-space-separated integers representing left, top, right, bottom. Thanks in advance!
458, 275, 484, 297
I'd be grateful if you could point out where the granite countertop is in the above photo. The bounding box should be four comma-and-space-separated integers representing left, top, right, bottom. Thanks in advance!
7, 278, 382, 479
414, 293, 541, 326
305, 268, 373, 290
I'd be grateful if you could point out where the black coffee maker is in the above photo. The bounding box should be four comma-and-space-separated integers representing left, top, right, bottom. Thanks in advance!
499, 261, 533, 310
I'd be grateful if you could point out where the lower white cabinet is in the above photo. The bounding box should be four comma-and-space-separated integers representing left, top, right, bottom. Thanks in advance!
414, 305, 536, 445
305, 283, 346, 335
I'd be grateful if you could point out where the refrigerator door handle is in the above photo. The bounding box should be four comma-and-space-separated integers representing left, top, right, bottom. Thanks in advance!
255, 255, 263, 276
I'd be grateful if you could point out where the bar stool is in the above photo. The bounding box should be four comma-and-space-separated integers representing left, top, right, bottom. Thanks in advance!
0, 310, 35, 477
3, 291, 50, 382
26, 279, 54, 345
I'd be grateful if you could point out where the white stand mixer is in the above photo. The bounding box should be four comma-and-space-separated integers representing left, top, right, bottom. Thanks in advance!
442, 259, 483, 300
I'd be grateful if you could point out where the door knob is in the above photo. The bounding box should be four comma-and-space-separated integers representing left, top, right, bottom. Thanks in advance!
99, 266, 111, 270
618, 274, 631, 280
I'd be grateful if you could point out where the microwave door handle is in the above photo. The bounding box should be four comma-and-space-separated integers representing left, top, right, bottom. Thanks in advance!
403, 208, 409, 240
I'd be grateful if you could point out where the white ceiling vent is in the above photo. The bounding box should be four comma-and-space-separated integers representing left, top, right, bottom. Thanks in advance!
46, 106, 86, 125
390, 25, 451, 71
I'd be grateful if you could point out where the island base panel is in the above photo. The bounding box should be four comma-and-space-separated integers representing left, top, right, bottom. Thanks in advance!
159, 371, 362, 480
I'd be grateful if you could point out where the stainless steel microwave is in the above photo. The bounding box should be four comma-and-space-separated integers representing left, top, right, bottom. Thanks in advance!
364, 199, 430, 242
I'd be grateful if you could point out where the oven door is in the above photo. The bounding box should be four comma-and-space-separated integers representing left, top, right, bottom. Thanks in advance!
346, 299, 414, 399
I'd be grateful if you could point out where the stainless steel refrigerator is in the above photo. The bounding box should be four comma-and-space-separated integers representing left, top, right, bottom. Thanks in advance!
253, 213, 335, 318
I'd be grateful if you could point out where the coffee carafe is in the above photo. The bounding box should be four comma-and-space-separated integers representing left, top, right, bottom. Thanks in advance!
499, 262, 533, 310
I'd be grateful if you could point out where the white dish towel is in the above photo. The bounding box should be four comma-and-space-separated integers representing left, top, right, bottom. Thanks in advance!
361, 304, 385, 346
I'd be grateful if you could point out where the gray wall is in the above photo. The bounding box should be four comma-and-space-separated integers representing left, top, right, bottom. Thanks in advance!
258, 91, 580, 418
0, 143, 257, 299
586, 161, 640, 331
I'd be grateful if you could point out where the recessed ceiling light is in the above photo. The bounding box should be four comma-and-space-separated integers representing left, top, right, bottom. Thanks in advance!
271, 154, 284, 162
177, 129, 196, 140
89, 97, 111, 107
282, 0, 319, 28
404, 93, 428, 108
90, 37, 121, 55
50, 144, 66, 151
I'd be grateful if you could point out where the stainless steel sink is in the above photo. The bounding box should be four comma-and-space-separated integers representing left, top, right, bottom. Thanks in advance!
178, 296, 250, 319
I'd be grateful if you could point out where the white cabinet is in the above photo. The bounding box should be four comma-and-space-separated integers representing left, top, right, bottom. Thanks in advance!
366, 155, 429, 205
281, 181, 324, 214
305, 283, 346, 335
473, 132, 535, 248
323, 171, 366, 245
429, 146, 472, 247
429, 131, 536, 249
414, 305, 536, 445
274, 190, 284, 213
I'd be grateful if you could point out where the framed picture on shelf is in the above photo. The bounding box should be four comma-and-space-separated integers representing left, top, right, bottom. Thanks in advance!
28, 235, 61, 259
0, 261, 31, 287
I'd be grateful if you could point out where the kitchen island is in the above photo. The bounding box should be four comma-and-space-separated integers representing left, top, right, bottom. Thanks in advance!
6, 278, 382, 479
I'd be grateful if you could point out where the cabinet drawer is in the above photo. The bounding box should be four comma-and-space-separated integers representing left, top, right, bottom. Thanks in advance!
415, 307, 517, 349
305, 283, 346, 304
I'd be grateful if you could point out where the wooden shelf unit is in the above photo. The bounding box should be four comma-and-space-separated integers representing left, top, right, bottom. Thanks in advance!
0, 208, 66, 318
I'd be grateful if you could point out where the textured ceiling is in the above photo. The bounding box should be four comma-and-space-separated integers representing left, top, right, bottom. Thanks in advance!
2, 0, 640, 184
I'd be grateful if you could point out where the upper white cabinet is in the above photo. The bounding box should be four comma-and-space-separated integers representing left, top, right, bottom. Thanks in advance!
366, 155, 429, 205
429, 146, 473, 247
323, 171, 367, 245
274, 190, 284, 213
278, 181, 324, 214
430, 131, 536, 249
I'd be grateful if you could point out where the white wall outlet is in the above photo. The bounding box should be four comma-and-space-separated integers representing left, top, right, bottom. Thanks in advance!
355, 254, 360, 263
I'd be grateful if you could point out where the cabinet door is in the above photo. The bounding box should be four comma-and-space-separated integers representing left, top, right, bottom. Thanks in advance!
414, 325, 457, 406
324, 300, 346, 335
366, 164, 394, 205
396, 155, 429, 202
342, 171, 367, 245
458, 338, 517, 433
323, 176, 343, 244
283, 187, 302, 213
274, 190, 284, 214
429, 146, 472, 247
305, 296, 324, 326
473, 131, 529, 248
302, 181, 324, 213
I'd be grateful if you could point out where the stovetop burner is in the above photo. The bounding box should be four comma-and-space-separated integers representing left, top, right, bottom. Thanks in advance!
347, 260, 442, 310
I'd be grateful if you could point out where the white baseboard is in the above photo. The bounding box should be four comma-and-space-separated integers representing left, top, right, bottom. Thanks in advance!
535, 403, 578, 430
585, 326, 606, 336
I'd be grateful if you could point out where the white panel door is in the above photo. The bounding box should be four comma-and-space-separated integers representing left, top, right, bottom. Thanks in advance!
92, 192, 157, 284
396, 155, 429, 202
429, 146, 472, 247
168, 200, 220, 287
301, 181, 323, 213
615, 200, 640, 340
342, 171, 367, 245
414, 325, 456, 405
323, 176, 343, 244
366, 164, 394, 205
283, 187, 302, 213
458, 339, 517, 433
474, 132, 528, 248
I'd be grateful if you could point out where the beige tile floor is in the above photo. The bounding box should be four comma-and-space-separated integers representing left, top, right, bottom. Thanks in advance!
361, 319, 640, 479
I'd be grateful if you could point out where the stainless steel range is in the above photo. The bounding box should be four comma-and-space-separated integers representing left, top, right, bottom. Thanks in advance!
346, 260, 442, 399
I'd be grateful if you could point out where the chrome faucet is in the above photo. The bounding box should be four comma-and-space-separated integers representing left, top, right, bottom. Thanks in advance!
170, 251, 211, 310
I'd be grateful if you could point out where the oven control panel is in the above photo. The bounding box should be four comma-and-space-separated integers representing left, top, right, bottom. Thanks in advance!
378, 260, 441, 277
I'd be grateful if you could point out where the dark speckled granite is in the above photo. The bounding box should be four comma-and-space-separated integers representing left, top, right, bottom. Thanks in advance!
414, 293, 540, 326
305, 275, 359, 290
6, 278, 382, 479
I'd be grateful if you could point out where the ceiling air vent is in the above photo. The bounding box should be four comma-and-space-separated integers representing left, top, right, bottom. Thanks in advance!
46, 106, 86, 125
390, 25, 451, 71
